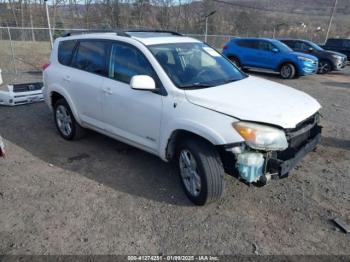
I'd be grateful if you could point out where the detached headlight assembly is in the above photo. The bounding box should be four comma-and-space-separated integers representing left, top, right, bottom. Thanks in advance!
298, 56, 314, 63
233, 122, 288, 151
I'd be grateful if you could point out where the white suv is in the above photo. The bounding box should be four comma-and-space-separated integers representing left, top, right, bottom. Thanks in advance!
43, 30, 322, 205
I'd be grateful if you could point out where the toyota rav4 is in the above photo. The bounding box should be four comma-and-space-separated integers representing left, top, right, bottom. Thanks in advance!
43, 30, 322, 205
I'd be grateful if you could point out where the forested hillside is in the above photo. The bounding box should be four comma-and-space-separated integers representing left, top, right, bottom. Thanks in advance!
0, 0, 349, 42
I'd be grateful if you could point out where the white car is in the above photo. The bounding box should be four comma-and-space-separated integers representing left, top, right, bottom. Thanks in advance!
43, 30, 322, 205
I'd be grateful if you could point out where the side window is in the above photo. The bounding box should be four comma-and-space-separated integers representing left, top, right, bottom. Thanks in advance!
343, 40, 350, 48
284, 41, 295, 49
258, 41, 274, 51
295, 42, 310, 51
109, 42, 154, 83
72, 40, 109, 76
58, 40, 76, 66
237, 40, 257, 49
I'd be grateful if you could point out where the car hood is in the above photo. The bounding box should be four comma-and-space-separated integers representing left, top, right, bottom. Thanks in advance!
184, 76, 321, 129
324, 50, 347, 58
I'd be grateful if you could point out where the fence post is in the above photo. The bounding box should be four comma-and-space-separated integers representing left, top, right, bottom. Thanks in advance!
7, 27, 17, 75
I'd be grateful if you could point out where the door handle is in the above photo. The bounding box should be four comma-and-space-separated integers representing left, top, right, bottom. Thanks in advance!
103, 87, 113, 95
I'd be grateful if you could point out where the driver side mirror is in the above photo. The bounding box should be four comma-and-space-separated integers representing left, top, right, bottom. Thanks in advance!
130, 75, 156, 91
272, 48, 279, 53
308, 47, 314, 53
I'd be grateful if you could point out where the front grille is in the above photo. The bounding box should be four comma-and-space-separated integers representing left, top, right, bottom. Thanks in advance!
278, 113, 321, 160
13, 82, 43, 93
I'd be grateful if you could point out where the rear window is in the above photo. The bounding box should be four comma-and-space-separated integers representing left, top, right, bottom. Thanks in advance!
71, 40, 109, 76
236, 40, 257, 49
58, 40, 76, 66
326, 39, 342, 47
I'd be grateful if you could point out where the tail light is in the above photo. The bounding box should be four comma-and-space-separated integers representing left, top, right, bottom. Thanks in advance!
42, 63, 50, 71
223, 45, 228, 50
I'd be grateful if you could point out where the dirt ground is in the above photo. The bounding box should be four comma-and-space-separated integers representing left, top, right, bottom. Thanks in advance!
0, 68, 349, 255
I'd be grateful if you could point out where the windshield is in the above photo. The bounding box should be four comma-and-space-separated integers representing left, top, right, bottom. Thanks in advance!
307, 41, 324, 51
273, 40, 293, 52
149, 42, 246, 89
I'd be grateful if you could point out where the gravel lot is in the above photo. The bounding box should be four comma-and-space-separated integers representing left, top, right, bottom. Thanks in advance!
0, 68, 349, 255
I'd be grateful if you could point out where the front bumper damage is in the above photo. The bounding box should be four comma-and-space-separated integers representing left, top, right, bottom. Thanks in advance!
221, 113, 322, 184
266, 125, 321, 178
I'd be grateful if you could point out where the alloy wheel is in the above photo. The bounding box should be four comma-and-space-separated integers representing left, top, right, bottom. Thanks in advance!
318, 61, 331, 74
179, 149, 201, 197
55, 105, 72, 137
281, 65, 292, 78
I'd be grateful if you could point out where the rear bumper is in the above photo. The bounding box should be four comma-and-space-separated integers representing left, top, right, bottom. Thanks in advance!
267, 126, 322, 177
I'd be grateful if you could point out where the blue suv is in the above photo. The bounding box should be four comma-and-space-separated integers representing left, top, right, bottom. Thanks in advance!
222, 38, 318, 79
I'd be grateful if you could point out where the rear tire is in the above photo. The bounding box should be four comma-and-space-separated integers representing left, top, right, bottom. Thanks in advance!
280, 63, 296, 79
228, 56, 241, 69
176, 138, 225, 205
54, 98, 86, 140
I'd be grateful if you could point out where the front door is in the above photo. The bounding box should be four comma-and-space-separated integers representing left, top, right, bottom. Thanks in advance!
101, 41, 163, 152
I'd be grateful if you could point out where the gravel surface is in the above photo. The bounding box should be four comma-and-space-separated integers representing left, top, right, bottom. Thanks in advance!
0, 68, 349, 255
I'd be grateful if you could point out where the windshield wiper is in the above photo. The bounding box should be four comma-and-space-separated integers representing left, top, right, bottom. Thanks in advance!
180, 82, 213, 89
221, 78, 240, 85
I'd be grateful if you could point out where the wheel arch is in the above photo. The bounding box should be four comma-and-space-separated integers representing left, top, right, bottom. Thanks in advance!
163, 126, 231, 162
49, 89, 81, 126
226, 54, 241, 64
278, 60, 299, 76
319, 58, 334, 71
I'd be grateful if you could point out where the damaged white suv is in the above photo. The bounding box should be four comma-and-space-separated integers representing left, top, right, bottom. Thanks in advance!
43, 30, 322, 205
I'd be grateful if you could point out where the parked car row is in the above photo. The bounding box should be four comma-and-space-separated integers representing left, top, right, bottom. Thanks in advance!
222, 37, 348, 79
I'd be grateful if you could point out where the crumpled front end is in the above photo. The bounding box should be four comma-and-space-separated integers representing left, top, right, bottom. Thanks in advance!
220, 113, 322, 184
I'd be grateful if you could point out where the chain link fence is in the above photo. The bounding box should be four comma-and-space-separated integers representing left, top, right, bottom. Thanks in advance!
0, 27, 237, 76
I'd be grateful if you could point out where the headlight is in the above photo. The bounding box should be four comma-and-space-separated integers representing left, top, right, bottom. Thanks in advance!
332, 55, 343, 61
298, 56, 314, 63
233, 122, 288, 151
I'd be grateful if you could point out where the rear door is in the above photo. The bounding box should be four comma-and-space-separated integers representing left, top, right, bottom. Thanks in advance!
236, 40, 259, 67
101, 41, 163, 152
68, 40, 110, 128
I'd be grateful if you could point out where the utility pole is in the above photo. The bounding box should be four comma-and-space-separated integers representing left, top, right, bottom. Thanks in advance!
204, 10, 216, 42
44, 0, 53, 49
325, 0, 338, 43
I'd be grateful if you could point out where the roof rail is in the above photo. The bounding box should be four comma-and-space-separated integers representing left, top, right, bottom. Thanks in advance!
62, 30, 129, 37
124, 29, 183, 36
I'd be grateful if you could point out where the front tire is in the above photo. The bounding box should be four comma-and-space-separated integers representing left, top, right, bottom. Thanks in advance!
54, 98, 85, 140
177, 138, 225, 205
318, 60, 332, 74
280, 63, 296, 79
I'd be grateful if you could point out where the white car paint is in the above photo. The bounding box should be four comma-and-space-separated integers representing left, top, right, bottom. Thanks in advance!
43, 33, 321, 162
185, 76, 321, 129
